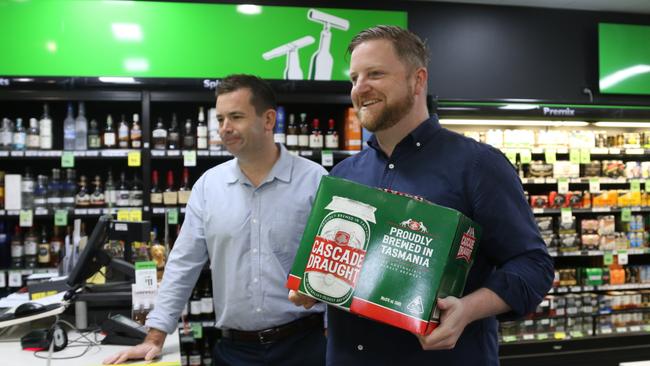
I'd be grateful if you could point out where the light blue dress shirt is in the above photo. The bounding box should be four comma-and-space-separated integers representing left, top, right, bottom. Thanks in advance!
146, 144, 327, 333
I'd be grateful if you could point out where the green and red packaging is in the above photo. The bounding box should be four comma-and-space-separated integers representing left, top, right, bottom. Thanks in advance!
287, 176, 481, 335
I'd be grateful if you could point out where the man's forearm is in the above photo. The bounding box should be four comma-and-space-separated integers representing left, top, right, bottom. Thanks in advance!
460, 287, 511, 324
144, 328, 167, 347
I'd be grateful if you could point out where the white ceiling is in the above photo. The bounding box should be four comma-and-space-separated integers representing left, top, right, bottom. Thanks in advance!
417, 0, 650, 14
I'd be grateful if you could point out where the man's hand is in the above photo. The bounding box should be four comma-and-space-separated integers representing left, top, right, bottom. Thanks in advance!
416, 288, 511, 351
103, 328, 167, 364
288, 290, 317, 309
416, 296, 469, 350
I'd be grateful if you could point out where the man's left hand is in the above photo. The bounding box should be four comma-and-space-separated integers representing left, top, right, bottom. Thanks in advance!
415, 296, 469, 350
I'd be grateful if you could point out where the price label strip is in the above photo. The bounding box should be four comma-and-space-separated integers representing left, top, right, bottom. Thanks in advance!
167, 208, 179, 225
183, 150, 197, 167
19, 209, 33, 227
128, 151, 142, 167
545, 149, 556, 164
61, 152, 75, 168
54, 209, 68, 226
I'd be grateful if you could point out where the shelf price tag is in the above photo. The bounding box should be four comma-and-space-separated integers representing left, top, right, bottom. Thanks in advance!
321, 150, 334, 167
554, 332, 566, 340
190, 322, 203, 339
135, 261, 157, 291
536, 333, 549, 340
580, 149, 591, 164
505, 150, 517, 165
19, 210, 33, 227
54, 210, 68, 226
631, 179, 641, 192
646, 180, 650, 193
618, 250, 629, 265
61, 152, 75, 168
604, 252, 614, 265
502, 336, 517, 343
183, 150, 197, 167
569, 331, 584, 338
545, 149, 556, 164
561, 207, 572, 224
128, 151, 141, 167
621, 208, 632, 222
129, 209, 142, 222
520, 149, 532, 164
558, 178, 569, 194
589, 178, 600, 193
569, 149, 580, 164
8, 271, 22, 288
117, 209, 130, 221
167, 208, 179, 225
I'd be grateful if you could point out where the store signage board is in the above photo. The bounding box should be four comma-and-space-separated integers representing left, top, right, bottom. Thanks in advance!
0, 1, 406, 81
599, 23, 650, 95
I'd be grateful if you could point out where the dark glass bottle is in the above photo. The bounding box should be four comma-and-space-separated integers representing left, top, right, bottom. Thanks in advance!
183, 119, 195, 149
167, 114, 180, 150
150, 170, 163, 207
152, 118, 167, 150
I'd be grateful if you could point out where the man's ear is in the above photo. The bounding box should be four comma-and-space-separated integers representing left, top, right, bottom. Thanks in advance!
264, 108, 277, 132
413, 67, 428, 96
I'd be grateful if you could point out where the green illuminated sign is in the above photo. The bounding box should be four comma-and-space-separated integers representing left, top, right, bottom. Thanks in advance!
0, 0, 406, 81
599, 23, 650, 95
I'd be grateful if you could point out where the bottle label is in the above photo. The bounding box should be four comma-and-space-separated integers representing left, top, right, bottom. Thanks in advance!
61, 196, 75, 204
197, 126, 207, 137
130, 191, 143, 206
27, 135, 40, 148
131, 139, 142, 148
201, 297, 213, 314
22, 180, 34, 192
89, 136, 101, 148
190, 300, 202, 315
189, 355, 201, 366
1, 131, 13, 146
117, 191, 130, 206
286, 135, 299, 146
163, 191, 178, 206
51, 240, 62, 253
309, 135, 323, 149
298, 135, 309, 147
40, 135, 53, 149
197, 138, 208, 149
152, 130, 167, 138
178, 191, 191, 205
104, 133, 116, 146
24, 240, 37, 255
11, 244, 23, 257
151, 192, 163, 205
326, 135, 339, 149
34, 198, 47, 206
274, 133, 286, 144
38, 245, 50, 263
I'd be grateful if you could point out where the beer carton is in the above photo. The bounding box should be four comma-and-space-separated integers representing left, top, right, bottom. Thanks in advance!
287, 176, 481, 335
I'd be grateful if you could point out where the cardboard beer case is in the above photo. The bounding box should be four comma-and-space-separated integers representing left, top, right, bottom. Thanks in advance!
287, 176, 481, 335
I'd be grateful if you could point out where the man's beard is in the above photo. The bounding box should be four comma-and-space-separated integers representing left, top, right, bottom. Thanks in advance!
357, 87, 414, 133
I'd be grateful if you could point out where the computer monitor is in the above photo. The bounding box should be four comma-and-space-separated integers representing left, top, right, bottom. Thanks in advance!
66, 215, 135, 289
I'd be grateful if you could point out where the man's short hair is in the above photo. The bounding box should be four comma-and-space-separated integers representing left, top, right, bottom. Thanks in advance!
215, 74, 277, 115
347, 25, 429, 71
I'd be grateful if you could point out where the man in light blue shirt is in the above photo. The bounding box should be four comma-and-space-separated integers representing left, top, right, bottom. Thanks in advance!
104, 74, 327, 365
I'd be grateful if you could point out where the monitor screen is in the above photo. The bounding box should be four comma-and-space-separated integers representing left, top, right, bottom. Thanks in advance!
66, 215, 112, 288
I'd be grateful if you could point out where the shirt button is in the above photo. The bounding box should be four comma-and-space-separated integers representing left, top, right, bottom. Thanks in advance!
416, 142, 421, 147
357, 344, 364, 351
388, 163, 395, 170
252, 218, 258, 224
252, 248, 258, 254
256, 308, 262, 313
253, 277, 258, 283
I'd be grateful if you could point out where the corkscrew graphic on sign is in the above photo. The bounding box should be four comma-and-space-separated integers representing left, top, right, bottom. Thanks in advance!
262, 9, 350, 81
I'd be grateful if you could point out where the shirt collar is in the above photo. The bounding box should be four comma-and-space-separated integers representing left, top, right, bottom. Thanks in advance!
367, 115, 441, 153
225, 143, 293, 185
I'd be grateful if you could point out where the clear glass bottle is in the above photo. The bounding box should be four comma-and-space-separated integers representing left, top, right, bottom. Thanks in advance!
118, 115, 130, 148
103, 115, 116, 148
27, 118, 40, 149
285, 114, 298, 151
130, 114, 142, 149
21, 167, 35, 209
10, 225, 24, 269
39, 103, 53, 150
63, 103, 76, 150
12, 118, 26, 150
33, 175, 49, 210
47, 168, 62, 211
196, 107, 207, 150
74, 101, 88, 150
0, 118, 14, 150
152, 118, 167, 150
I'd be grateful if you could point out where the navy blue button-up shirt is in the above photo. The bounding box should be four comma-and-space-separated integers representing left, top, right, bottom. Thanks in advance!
327, 116, 553, 366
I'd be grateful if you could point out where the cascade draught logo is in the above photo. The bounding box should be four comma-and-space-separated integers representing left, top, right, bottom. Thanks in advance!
302, 197, 375, 305
456, 227, 476, 263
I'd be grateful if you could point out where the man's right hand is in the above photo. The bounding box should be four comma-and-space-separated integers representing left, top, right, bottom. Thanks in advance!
102, 328, 166, 365
288, 290, 317, 309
